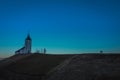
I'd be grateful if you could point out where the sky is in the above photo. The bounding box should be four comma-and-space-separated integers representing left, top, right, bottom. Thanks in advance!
0, 0, 120, 58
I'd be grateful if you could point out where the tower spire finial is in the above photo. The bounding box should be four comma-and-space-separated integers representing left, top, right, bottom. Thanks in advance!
26, 33, 31, 40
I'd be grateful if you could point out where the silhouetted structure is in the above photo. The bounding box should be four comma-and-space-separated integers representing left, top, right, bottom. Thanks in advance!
43, 48, 46, 54
15, 34, 32, 54
100, 50, 103, 53
39, 48, 47, 54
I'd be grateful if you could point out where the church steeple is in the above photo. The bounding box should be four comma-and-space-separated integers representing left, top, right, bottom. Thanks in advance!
26, 34, 31, 40
25, 34, 32, 53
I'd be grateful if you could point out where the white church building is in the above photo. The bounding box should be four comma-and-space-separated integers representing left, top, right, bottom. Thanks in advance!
15, 34, 32, 54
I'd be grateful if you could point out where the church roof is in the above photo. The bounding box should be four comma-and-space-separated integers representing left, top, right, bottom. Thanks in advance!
15, 47, 25, 52
26, 34, 31, 40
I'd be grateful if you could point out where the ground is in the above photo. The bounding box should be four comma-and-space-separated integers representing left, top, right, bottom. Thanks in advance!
0, 53, 73, 80
0, 53, 120, 80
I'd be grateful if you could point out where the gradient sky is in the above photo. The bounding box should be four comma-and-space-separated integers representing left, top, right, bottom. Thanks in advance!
0, 0, 120, 57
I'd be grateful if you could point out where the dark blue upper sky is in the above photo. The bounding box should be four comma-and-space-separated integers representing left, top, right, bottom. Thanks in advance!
0, 0, 120, 57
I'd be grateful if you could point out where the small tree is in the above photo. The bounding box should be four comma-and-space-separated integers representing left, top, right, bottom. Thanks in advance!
100, 50, 103, 54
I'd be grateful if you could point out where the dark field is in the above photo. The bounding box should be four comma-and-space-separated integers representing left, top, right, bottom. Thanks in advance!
46, 54, 120, 80
0, 53, 120, 80
0, 53, 73, 80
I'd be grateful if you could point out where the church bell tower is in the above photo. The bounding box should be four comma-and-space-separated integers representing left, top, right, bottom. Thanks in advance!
25, 34, 32, 53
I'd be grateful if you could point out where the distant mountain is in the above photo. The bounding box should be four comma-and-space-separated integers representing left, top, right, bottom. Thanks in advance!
45, 54, 120, 80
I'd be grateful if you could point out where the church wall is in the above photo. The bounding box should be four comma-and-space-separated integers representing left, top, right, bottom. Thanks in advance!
25, 40, 31, 53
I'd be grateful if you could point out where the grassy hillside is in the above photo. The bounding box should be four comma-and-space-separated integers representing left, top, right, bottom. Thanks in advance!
1, 53, 120, 80
5, 53, 73, 74
0, 53, 73, 80
45, 54, 120, 80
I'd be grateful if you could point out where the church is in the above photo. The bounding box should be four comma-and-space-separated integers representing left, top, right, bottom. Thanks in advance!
15, 34, 32, 54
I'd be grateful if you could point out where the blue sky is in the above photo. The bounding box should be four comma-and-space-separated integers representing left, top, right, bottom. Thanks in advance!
0, 0, 120, 57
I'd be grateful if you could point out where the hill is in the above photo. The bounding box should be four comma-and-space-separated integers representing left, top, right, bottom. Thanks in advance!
0, 53, 73, 80
45, 54, 120, 80
1, 53, 120, 80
